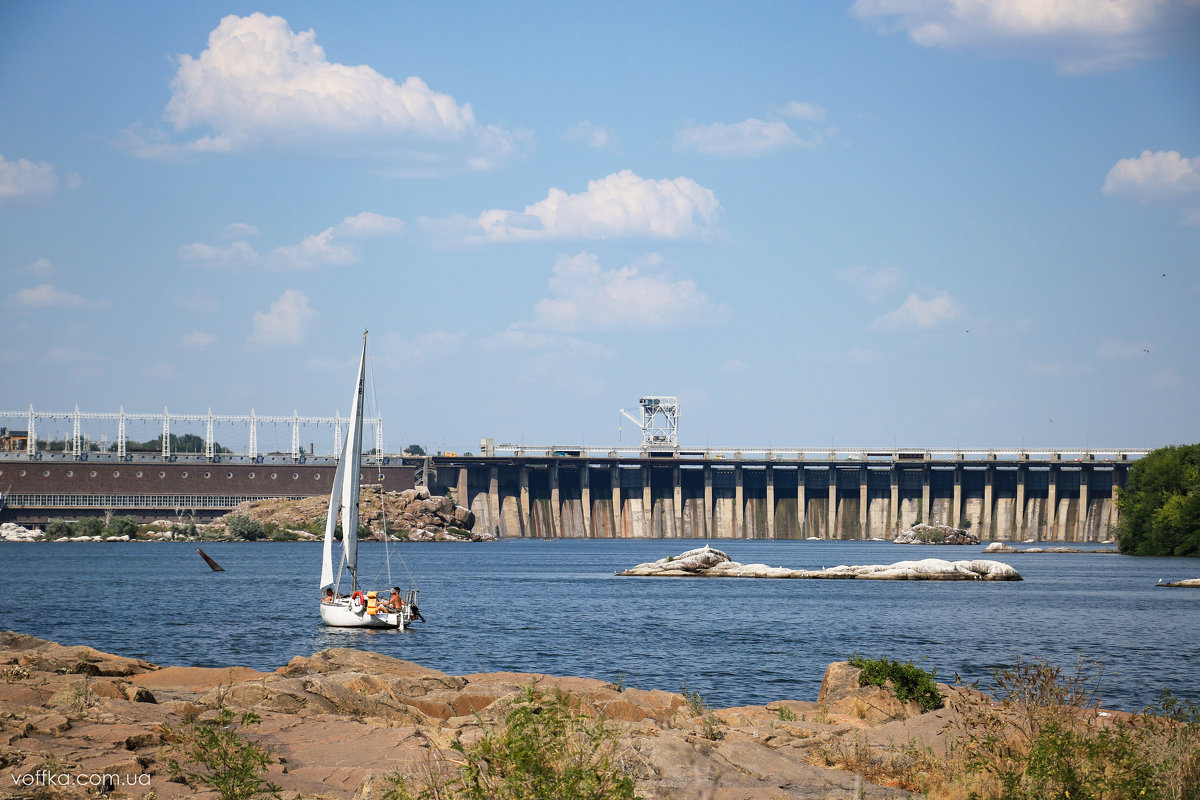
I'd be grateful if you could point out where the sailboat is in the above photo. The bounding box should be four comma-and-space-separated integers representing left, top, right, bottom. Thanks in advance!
319, 330, 420, 629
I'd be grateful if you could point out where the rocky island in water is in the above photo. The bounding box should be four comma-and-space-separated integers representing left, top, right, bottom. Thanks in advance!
618, 545, 1022, 581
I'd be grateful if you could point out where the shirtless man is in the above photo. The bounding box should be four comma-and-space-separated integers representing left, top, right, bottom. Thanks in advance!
380, 587, 404, 612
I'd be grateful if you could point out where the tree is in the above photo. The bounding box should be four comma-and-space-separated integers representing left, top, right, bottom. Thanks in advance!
1116, 444, 1200, 557
75, 517, 104, 538
406, 443, 426, 456
107, 516, 139, 538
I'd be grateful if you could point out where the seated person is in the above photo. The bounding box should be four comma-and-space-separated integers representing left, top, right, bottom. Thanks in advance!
322, 587, 335, 603
380, 587, 405, 612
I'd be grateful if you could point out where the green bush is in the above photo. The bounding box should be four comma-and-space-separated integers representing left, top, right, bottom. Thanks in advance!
383, 686, 638, 800
75, 517, 103, 538
44, 519, 72, 539
226, 515, 265, 541
1117, 443, 1200, 556
107, 515, 138, 537
849, 653, 944, 712
164, 708, 281, 800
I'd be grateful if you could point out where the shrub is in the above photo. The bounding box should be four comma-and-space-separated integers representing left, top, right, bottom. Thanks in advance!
44, 519, 72, 539
949, 657, 1200, 800
849, 653, 944, 712
164, 708, 281, 800
75, 517, 103, 538
107, 516, 138, 537
383, 686, 638, 800
225, 515, 265, 541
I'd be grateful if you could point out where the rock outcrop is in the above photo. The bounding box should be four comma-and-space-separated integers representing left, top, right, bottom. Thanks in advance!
0, 633, 945, 799
1156, 578, 1200, 588
215, 486, 476, 539
0, 522, 44, 542
894, 523, 979, 545
619, 548, 1022, 581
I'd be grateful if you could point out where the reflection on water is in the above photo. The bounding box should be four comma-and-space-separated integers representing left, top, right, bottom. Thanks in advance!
2, 539, 1196, 711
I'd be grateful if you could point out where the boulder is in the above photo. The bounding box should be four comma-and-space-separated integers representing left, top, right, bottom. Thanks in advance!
618, 551, 1021, 581
894, 523, 979, 545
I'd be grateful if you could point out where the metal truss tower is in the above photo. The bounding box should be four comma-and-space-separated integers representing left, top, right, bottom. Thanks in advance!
620, 396, 680, 451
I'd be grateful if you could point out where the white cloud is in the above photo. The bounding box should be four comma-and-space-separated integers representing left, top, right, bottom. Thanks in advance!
780, 101, 828, 122
674, 118, 812, 158
224, 222, 259, 238
377, 329, 467, 366
532, 252, 716, 331
334, 211, 406, 237
182, 211, 403, 269
179, 240, 261, 268
14, 258, 55, 276
1103, 150, 1200, 200
180, 330, 217, 348
135, 13, 515, 168
853, 0, 1186, 72
13, 283, 89, 308
0, 155, 61, 203
871, 291, 962, 330
836, 265, 904, 299
566, 121, 614, 150
251, 289, 316, 345
435, 171, 720, 242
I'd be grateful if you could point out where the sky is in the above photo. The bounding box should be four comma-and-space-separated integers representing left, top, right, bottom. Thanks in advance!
2, 1, 1198, 455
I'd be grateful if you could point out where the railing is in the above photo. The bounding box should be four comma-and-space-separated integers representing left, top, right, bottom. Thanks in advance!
4, 493, 308, 509
488, 444, 1149, 461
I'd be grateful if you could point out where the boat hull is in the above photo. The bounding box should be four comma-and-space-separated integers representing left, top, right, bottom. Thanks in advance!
320, 600, 404, 629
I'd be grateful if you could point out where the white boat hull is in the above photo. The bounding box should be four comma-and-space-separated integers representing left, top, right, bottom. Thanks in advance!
320, 599, 408, 629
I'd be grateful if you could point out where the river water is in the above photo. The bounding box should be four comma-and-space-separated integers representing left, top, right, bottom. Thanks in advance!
2, 539, 1196, 711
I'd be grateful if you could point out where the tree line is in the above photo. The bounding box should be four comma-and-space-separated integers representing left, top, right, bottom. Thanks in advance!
1116, 443, 1200, 557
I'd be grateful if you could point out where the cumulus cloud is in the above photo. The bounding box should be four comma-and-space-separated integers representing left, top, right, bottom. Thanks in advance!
853, 0, 1189, 72
181, 211, 404, 269
871, 292, 962, 330
224, 222, 259, 238
251, 289, 316, 345
430, 171, 720, 242
0, 155, 62, 203
532, 252, 716, 331
131, 13, 517, 168
780, 101, 828, 122
1103, 150, 1200, 200
13, 283, 89, 308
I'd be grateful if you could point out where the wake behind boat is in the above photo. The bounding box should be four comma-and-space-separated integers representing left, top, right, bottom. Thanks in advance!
319, 330, 420, 629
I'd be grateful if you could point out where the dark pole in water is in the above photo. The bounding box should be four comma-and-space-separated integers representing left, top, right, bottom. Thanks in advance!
197, 548, 225, 572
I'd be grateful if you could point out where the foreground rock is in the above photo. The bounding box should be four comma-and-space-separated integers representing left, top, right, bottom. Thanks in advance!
620, 546, 1022, 581
894, 523, 979, 545
215, 486, 476, 540
0, 632, 935, 799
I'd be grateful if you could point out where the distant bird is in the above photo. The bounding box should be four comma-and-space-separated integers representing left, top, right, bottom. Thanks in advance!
1144, 349, 1151, 354
1162, 273, 1167, 277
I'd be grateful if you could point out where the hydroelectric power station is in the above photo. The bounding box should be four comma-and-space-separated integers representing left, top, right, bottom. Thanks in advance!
1, 400, 1146, 541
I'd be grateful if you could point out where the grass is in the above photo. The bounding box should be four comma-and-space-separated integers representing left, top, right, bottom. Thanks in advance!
382, 685, 640, 800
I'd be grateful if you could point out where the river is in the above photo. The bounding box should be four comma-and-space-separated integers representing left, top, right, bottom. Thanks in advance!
2, 539, 1196, 711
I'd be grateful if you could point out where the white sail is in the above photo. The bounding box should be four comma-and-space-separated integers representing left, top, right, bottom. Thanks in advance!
319, 438, 347, 589
340, 333, 368, 577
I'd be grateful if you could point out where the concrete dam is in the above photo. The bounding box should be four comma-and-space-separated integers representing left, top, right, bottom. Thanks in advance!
439, 449, 1138, 543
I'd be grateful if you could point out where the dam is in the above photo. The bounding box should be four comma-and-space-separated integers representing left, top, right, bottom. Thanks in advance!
0, 403, 1146, 541
437, 444, 1139, 543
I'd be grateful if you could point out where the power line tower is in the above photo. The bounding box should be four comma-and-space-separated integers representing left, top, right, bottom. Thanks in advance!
620, 396, 679, 453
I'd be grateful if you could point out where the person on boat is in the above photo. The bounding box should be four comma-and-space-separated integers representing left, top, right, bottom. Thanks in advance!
322, 588, 334, 603
380, 587, 404, 612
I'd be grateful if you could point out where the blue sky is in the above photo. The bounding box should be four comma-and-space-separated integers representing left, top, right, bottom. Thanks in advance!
2, 1, 1198, 454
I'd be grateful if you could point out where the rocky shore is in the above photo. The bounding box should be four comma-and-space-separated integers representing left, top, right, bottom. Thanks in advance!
619, 546, 1022, 581
982, 542, 1118, 554
0, 632, 979, 799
